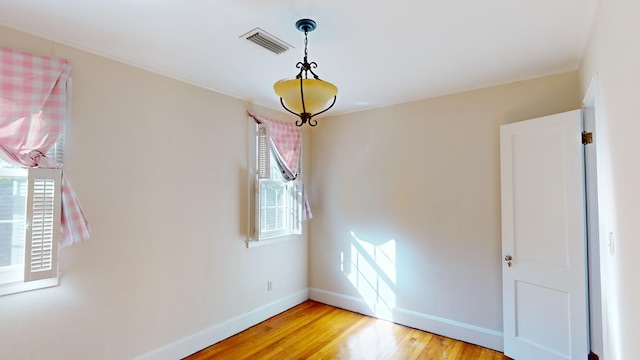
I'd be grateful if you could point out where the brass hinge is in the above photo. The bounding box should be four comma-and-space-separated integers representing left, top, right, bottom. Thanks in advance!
582, 131, 593, 145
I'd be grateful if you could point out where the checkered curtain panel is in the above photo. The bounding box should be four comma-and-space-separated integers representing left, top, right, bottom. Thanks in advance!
0, 47, 90, 247
249, 112, 313, 220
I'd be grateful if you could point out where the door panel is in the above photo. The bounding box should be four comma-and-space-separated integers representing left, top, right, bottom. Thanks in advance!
500, 110, 588, 360
516, 281, 571, 356
512, 126, 569, 267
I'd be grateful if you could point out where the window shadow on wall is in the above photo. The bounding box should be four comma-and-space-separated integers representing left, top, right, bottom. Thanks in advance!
342, 230, 397, 320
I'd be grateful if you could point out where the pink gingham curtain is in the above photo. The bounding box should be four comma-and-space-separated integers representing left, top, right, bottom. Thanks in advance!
0, 47, 90, 247
249, 112, 312, 220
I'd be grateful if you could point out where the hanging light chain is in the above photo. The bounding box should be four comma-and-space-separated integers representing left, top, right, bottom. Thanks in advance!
295, 27, 318, 80
304, 30, 309, 60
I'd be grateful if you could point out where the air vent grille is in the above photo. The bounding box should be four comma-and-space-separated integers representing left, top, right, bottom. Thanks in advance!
241, 28, 292, 55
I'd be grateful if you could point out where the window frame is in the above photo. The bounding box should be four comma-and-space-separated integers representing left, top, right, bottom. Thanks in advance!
246, 118, 303, 247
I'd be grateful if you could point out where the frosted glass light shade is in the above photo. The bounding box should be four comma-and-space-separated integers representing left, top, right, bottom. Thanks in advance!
274, 78, 338, 115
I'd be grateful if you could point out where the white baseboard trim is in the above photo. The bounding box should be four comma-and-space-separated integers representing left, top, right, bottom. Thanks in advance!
309, 288, 504, 352
135, 289, 309, 360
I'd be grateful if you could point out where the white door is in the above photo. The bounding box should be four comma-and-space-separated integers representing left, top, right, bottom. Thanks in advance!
500, 110, 589, 360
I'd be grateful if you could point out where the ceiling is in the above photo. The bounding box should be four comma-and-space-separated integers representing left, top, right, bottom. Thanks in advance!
0, 0, 597, 116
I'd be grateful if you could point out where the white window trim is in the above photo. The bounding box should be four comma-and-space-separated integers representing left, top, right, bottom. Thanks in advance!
0, 276, 59, 297
0, 264, 23, 285
246, 117, 303, 248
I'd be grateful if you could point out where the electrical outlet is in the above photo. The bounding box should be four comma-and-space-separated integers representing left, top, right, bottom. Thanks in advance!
267, 280, 273, 291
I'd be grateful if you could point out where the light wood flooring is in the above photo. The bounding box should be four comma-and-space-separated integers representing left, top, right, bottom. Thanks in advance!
185, 300, 510, 360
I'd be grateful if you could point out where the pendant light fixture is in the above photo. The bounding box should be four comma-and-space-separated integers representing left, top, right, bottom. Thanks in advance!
274, 19, 338, 127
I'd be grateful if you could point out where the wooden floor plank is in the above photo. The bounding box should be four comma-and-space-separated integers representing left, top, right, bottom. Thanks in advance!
184, 301, 510, 360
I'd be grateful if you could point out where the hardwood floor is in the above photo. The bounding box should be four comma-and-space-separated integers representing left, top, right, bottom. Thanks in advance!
185, 301, 510, 360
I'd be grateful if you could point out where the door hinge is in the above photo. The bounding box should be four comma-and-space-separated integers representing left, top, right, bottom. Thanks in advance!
582, 131, 593, 145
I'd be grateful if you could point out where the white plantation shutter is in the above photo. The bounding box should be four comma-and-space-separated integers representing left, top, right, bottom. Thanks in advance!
45, 129, 65, 167
256, 123, 270, 180
254, 179, 263, 242
254, 123, 270, 241
24, 168, 61, 282
255, 182, 264, 242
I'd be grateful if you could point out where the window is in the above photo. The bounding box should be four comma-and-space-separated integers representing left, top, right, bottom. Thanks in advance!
0, 160, 62, 296
0, 137, 64, 295
0, 104, 66, 296
248, 121, 303, 246
0, 47, 87, 295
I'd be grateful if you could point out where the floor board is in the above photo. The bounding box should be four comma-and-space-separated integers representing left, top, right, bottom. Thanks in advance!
185, 301, 510, 360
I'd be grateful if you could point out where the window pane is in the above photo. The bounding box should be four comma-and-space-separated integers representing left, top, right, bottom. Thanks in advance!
0, 158, 13, 168
0, 176, 27, 267
260, 181, 288, 232
268, 159, 285, 181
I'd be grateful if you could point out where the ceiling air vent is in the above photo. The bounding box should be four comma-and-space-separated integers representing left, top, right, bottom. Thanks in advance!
241, 28, 292, 55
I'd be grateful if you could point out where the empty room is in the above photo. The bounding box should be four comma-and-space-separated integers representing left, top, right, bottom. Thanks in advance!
0, 1, 638, 359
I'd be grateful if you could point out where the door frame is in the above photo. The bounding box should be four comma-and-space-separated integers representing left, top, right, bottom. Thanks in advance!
582, 74, 604, 358
499, 87, 605, 357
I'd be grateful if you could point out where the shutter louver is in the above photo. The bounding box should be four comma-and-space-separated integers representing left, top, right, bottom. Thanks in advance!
24, 168, 61, 282
256, 124, 270, 180
254, 123, 270, 241
45, 130, 65, 167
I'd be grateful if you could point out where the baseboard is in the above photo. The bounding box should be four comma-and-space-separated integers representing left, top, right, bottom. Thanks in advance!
136, 287, 503, 359
135, 289, 309, 360
309, 288, 504, 352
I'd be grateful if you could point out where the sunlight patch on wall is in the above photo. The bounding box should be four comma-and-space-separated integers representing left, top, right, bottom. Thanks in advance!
341, 231, 397, 320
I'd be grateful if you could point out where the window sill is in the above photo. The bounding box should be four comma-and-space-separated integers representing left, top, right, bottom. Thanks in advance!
245, 234, 302, 248
0, 277, 59, 297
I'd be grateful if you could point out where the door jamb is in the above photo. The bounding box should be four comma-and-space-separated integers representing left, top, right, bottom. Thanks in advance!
582, 74, 604, 359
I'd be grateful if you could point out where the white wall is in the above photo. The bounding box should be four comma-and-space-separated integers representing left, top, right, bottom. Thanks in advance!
308, 72, 581, 350
580, 0, 640, 358
0, 25, 309, 359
